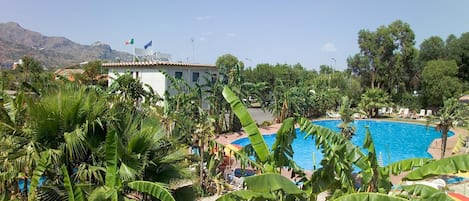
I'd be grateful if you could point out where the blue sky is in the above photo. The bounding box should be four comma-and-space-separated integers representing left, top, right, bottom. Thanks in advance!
1, 0, 469, 70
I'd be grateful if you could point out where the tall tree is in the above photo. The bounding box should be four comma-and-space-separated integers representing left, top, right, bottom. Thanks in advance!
421, 60, 462, 107
15, 56, 44, 84
348, 20, 417, 95
216, 54, 243, 82
359, 88, 390, 118
418, 36, 446, 64
447, 33, 469, 81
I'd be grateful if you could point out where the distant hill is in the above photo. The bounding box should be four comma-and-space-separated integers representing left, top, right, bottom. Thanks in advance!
0, 22, 132, 69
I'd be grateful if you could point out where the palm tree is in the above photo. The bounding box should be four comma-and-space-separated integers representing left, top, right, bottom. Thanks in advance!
359, 88, 390, 118
428, 98, 468, 159
338, 96, 356, 139
0, 83, 108, 200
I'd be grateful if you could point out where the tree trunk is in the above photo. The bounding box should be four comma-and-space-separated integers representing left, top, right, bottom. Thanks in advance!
199, 140, 204, 187
441, 126, 449, 159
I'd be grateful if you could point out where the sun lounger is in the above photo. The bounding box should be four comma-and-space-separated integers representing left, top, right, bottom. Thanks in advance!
386, 107, 393, 115
326, 111, 341, 118
397, 108, 404, 116
426, 109, 432, 116
379, 107, 387, 116
418, 109, 426, 118
399, 108, 409, 118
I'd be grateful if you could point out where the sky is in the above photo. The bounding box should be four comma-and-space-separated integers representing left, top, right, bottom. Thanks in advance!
1, 0, 469, 70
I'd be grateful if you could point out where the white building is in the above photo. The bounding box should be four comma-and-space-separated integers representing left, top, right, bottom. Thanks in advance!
103, 61, 218, 107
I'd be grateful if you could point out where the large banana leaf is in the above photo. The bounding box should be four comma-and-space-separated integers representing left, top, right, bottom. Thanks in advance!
127, 181, 175, 201
244, 173, 304, 195
217, 173, 305, 201
298, 117, 364, 193
401, 184, 452, 201
381, 158, 433, 175
61, 165, 85, 201
222, 86, 270, 163
404, 154, 469, 180
105, 130, 118, 188
361, 128, 379, 191
216, 190, 276, 201
271, 117, 296, 168
28, 151, 50, 201
333, 192, 408, 201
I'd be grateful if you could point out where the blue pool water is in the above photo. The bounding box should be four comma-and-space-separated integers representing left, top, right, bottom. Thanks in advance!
232, 120, 453, 170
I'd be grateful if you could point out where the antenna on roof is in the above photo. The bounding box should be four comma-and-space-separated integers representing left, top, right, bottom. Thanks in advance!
191, 37, 195, 63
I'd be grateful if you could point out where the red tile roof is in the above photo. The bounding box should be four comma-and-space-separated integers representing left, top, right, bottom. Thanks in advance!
102, 61, 217, 69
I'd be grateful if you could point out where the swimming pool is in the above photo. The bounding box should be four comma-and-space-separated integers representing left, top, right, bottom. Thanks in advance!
232, 120, 453, 170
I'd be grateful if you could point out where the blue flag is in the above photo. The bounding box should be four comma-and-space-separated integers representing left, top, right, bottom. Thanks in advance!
144, 40, 152, 49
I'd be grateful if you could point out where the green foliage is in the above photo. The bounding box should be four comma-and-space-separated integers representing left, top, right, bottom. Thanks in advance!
334, 193, 409, 201
104, 130, 118, 189
271, 118, 296, 168
243, 173, 305, 197
418, 36, 446, 64
28, 151, 50, 201
216, 173, 306, 201
447, 33, 469, 81
429, 98, 468, 158
359, 88, 390, 117
400, 184, 452, 201
348, 20, 417, 93
298, 117, 365, 198
421, 60, 462, 107
128, 181, 175, 201
61, 165, 85, 201
16, 56, 43, 74
395, 92, 421, 111
361, 128, 379, 192
216, 54, 242, 76
338, 96, 356, 139
222, 86, 270, 163
404, 154, 469, 180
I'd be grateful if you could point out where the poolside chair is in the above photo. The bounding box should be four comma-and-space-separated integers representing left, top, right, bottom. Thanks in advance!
398, 108, 408, 118
386, 107, 393, 115
397, 108, 404, 116
403, 108, 410, 118
426, 109, 432, 116
379, 107, 387, 116
418, 109, 426, 118
326, 111, 341, 118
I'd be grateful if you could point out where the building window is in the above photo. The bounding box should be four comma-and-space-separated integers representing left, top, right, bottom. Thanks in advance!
135, 71, 140, 80
175, 71, 183, 79
192, 72, 200, 82
211, 73, 217, 83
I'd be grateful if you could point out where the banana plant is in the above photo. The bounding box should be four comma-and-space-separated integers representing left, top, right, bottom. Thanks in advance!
216, 173, 307, 201
222, 86, 270, 163
403, 154, 469, 181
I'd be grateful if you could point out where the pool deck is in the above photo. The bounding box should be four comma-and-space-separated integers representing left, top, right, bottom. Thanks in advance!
213, 118, 469, 187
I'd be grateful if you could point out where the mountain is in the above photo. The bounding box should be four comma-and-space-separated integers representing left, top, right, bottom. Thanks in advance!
0, 22, 132, 69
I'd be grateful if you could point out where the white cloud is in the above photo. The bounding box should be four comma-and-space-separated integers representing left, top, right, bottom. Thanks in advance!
199, 37, 207, 41
196, 16, 213, 21
320, 42, 337, 52
200, 31, 213, 36
225, 33, 236, 37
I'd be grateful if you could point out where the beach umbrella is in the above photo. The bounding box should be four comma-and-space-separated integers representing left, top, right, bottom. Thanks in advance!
224, 144, 242, 157
448, 192, 469, 201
